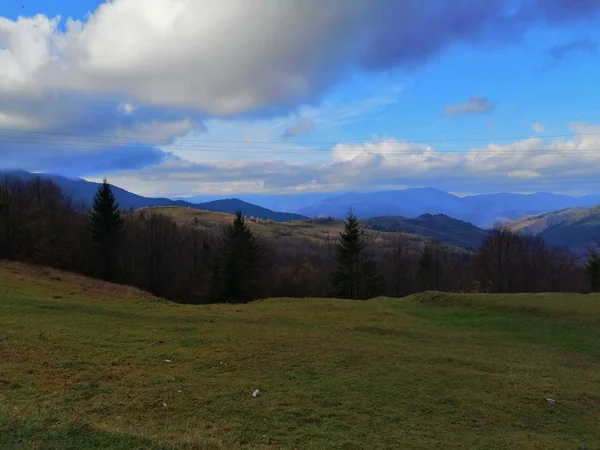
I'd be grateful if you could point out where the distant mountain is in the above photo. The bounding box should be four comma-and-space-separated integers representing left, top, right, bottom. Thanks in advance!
0, 170, 306, 222
364, 214, 489, 249
298, 188, 463, 219
175, 192, 335, 213
297, 188, 600, 227
178, 198, 307, 221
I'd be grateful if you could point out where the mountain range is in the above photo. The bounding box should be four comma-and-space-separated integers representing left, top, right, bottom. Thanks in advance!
178, 188, 600, 228
291, 189, 600, 228
0, 171, 306, 222
5, 170, 600, 251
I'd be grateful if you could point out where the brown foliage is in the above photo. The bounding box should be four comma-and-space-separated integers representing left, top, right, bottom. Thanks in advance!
0, 178, 586, 302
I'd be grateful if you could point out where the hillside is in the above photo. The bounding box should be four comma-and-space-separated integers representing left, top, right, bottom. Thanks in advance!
506, 208, 586, 234
501, 204, 600, 253
1, 262, 599, 448
140, 207, 486, 251
0, 170, 305, 222
540, 205, 600, 253
365, 214, 489, 249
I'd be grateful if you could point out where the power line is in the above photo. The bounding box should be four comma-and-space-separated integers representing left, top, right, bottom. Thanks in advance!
0, 126, 599, 145
1, 136, 600, 156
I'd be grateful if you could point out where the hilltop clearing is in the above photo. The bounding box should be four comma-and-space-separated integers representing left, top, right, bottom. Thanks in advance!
1, 261, 598, 449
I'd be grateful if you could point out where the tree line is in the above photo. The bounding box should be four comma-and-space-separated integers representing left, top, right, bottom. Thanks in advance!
0, 175, 596, 303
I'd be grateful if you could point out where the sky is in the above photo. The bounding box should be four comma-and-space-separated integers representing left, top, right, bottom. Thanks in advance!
2, 0, 600, 197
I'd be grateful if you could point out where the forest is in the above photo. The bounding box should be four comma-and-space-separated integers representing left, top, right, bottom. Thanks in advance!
0, 175, 596, 304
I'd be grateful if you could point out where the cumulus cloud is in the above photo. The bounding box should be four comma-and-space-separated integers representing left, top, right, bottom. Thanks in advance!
3, 0, 600, 117
86, 124, 600, 196
2, 0, 600, 179
532, 123, 545, 133
282, 117, 315, 139
444, 96, 496, 116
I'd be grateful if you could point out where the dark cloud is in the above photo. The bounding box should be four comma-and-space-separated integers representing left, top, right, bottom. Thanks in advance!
444, 96, 496, 116
5, 0, 600, 121
525, 0, 600, 23
359, 0, 600, 72
0, 142, 167, 177
282, 117, 315, 139
3, 0, 600, 182
549, 37, 597, 61
0, 90, 197, 174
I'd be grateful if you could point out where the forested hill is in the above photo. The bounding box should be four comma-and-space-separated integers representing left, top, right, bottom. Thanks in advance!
364, 214, 489, 250
0, 170, 306, 222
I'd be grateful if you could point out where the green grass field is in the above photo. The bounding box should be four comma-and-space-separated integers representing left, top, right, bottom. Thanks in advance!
1, 261, 599, 449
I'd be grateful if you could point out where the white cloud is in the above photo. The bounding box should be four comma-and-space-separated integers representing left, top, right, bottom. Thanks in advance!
0, 111, 38, 129
532, 122, 545, 133
0, 15, 58, 94
508, 170, 542, 179
3, 0, 600, 187
3, 0, 600, 119
119, 103, 136, 115
90, 124, 600, 196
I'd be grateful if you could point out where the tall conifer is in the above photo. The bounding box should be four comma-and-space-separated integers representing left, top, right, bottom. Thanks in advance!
89, 179, 124, 280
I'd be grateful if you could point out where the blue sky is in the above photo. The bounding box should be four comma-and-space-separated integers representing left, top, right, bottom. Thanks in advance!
2, 0, 600, 196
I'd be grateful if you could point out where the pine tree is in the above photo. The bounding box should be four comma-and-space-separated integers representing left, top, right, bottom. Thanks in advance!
586, 251, 600, 293
89, 179, 124, 280
332, 209, 366, 299
216, 211, 262, 303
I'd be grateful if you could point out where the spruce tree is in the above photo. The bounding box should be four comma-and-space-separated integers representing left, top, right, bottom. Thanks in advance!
332, 210, 366, 299
89, 179, 124, 280
586, 252, 600, 293
217, 211, 261, 303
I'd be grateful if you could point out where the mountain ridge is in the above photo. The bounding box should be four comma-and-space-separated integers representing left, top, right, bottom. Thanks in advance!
296, 189, 600, 227
0, 170, 307, 222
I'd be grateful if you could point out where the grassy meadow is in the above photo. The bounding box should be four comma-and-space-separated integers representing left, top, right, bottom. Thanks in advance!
0, 261, 599, 449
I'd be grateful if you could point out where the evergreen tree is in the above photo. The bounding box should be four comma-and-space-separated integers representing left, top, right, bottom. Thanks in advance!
361, 257, 385, 299
586, 251, 600, 292
216, 211, 262, 303
89, 179, 124, 280
332, 210, 366, 299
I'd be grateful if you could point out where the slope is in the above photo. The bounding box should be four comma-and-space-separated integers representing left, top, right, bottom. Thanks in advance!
142, 206, 486, 251
0, 170, 305, 222
540, 205, 600, 252
506, 207, 586, 234
1, 262, 599, 449
365, 214, 489, 249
